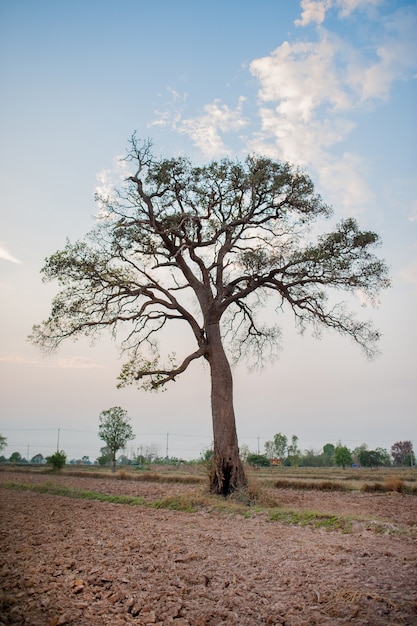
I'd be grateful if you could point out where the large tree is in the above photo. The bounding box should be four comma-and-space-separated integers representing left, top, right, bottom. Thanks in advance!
30, 137, 390, 495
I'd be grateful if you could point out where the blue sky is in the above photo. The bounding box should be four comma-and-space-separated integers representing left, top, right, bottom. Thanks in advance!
1, 0, 416, 462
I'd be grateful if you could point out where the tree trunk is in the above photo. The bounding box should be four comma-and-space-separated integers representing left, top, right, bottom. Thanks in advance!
206, 322, 247, 495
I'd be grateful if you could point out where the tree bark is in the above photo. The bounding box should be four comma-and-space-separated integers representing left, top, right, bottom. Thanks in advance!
206, 322, 247, 495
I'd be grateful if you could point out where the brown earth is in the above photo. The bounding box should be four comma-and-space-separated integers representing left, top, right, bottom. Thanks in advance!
1, 470, 416, 626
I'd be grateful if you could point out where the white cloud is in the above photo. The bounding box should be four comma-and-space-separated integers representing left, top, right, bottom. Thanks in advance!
150, 3, 416, 214
295, 0, 381, 27
247, 4, 417, 212
295, 0, 332, 26
0, 243, 22, 264
152, 95, 248, 159
177, 98, 248, 158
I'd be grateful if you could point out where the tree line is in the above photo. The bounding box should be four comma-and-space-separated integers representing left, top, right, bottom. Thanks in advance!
245, 433, 415, 468
1, 423, 415, 469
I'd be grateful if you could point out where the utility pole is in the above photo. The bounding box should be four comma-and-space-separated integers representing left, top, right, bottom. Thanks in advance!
57, 427, 60, 451
166, 432, 169, 459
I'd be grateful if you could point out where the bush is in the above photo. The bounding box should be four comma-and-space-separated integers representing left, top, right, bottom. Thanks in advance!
246, 454, 270, 468
46, 450, 67, 471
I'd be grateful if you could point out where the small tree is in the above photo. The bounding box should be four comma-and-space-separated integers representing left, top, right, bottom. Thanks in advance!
334, 445, 352, 469
31, 453, 44, 464
9, 451, 23, 463
265, 433, 288, 461
46, 450, 67, 470
322, 443, 335, 466
391, 441, 415, 467
98, 407, 135, 472
358, 448, 384, 468
97, 446, 112, 466
0, 434, 7, 453
287, 435, 300, 467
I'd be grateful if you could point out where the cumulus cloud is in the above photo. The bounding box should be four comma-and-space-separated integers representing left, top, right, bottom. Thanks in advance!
149, 2, 416, 214
0, 243, 22, 264
295, 0, 381, 27
247, 4, 417, 211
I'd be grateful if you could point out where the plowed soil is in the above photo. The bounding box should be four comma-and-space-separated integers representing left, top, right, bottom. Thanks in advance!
1, 470, 416, 625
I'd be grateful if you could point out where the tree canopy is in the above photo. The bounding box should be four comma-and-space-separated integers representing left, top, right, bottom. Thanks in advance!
98, 407, 135, 472
30, 137, 390, 494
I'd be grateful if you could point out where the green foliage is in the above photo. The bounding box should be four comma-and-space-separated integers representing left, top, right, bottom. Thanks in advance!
0, 434, 7, 453
9, 451, 24, 463
322, 443, 335, 466
358, 448, 387, 468
246, 453, 270, 467
269, 509, 352, 532
98, 407, 135, 472
264, 433, 288, 459
287, 435, 300, 467
334, 445, 352, 469
46, 450, 67, 470
31, 453, 44, 464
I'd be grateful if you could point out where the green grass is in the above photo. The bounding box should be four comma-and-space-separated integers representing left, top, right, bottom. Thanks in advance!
2, 481, 145, 506
269, 508, 353, 532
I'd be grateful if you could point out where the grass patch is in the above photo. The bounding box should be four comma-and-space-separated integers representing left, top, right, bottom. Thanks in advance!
269, 508, 352, 532
361, 477, 411, 494
1, 481, 144, 505
148, 495, 199, 512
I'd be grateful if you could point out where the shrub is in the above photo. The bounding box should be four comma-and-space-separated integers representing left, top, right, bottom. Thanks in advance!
246, 454, 271, 468
46, 450, 67, 471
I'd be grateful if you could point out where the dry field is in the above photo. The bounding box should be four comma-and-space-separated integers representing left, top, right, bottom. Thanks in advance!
1, 466, 416, 625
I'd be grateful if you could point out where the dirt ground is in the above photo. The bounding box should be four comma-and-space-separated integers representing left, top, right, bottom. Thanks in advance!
1, 471, 416, 626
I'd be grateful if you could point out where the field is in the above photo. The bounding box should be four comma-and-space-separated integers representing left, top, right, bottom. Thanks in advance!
1, 465, 416, 625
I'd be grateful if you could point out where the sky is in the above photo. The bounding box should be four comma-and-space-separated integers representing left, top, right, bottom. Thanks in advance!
1, 0, 416, 463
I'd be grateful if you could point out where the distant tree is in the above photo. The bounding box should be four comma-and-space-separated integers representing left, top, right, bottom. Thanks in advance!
9, 451, 23, 463
30, 138, 390, 495
391, 441, 415, 467
334, 445, 352, 469
81, 455, 91, 465
265, 433, 288, 460
376, 447, 391, 467
31, 453, 44, 464
98, 407, 135, 472
322, 443, 335, 466
352, 443, 368, 466
0, 456, 6, 464
299, 448, 326, 467
358, 449, 384, 468
46, 450, 67, 470
0, 434, 7, 453
287, 435, 300, 467
246, 453, 270, 467
97, 446, 112, 466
